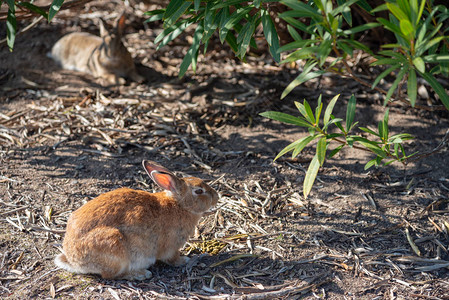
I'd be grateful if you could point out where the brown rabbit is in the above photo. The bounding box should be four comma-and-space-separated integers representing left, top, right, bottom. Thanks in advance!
50, 13, 144, 85
55, 161, 219, 280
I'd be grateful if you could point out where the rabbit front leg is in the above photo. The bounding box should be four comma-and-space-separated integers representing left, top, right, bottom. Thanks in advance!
129, 70, 144, 83
163, 251, 190, 266
102, 73, 126, 86
122, 269, 152, 281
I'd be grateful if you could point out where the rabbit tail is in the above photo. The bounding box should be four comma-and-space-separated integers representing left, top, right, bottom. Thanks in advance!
55, 253, 78, 273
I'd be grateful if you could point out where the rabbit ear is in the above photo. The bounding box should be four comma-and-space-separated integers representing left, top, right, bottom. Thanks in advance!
150, 171, 180, 193
99, 18, 108, 38
115, 12, 126, 37
142, 161, 182, 193
142, 160, 172, 175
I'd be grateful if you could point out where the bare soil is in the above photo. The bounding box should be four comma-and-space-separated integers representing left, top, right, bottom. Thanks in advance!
1, 1, 449, 299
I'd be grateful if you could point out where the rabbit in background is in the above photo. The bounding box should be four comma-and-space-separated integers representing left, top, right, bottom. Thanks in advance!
55, 161, 219, 280
50, 13, 144, 85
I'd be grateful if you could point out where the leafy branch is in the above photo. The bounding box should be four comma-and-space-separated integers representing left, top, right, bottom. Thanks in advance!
261, 94, 416, 198
1, 0, 95, 51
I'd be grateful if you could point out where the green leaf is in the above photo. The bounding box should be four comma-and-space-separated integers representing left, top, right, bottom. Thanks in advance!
48, 0, 64, 21
377, 17, 403, 37
399, 19, 414, 38
364, 158, 378, 170
324, 94, 340, 125
313, 0, 325, 12
419, 72, 449, 110
303, 154, 320, 199
261, 11, 280, 62
323, 117, 344, 131
286, 25, 302, 41
194, 0, 201, 11
145, 12, 165, 23
358, 141, 387, 158
165, 1, 191, 27
211, 0, 247, 9
155, 21, 191, 49
144, 9, 166, 16
381, 108, 389, 141
412, 57, 425, 73
293, 135, 320, 158
224, 31, 239, 54
418, 37, 446, 55
179, 21, 204, 77
337, 0, 352, 26
397, 0, 411, 18
372, 64, 399, 89
6, 0, 16, 51
342, 22, 380, 35
279, 40, 316, 52
237, 17, 256, 58
378, 118, 384, 140
260, 111, 312, 127
342, 39, 372, 54
384, 67, 407, 104
282, 62, 324, 99
281, 16, 314, 35
407, 69, 417, 107
282, 47, 319, 62
386, 3, 409, 22
332, 116, 346, 133
326, 133, 345, 139
315, 95, 323, 124
336, 40, 354, 57
316, 137, 327, 166
384, 159, 397, 166
409, 0, 418, 25
302, 100, 316, 124
281, 0, 321, 19
346, 95, 356, 131
328, 144, 344, 159
371, 3, 387, 13
220, 7, 252, 43
202, 7, 220, 47
317, 39, 332, 66
278, 9, 322, 20
273, 135, 316, 161
416, 0, 426, 25
17, 2, 48, 18
393, 142, 400, 157
332, 0, 359, 15
164, 0, 184, 19
359, 126, 379, 137
357, 0, 373, 13
389, 133, 414, 141
329, 14, 339, 35
370, 57, 399, 66
294, 101, 308, 120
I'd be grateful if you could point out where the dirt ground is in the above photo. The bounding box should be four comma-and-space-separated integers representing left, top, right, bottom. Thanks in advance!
1, 1, 449, 299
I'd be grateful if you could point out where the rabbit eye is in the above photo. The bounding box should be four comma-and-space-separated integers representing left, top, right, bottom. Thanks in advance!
194, 188, 204, 195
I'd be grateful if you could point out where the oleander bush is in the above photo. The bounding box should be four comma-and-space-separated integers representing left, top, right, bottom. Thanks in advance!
145, 0, 449, 197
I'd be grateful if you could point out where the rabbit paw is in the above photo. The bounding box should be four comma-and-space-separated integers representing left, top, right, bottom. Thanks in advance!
165, 254, 190, 266
117, 77, 126, 85
125, 269, 152, 281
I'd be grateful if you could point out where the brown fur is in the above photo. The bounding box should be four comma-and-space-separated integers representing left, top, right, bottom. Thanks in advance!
55, 161, 218, 280
50, 14, 144, 85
